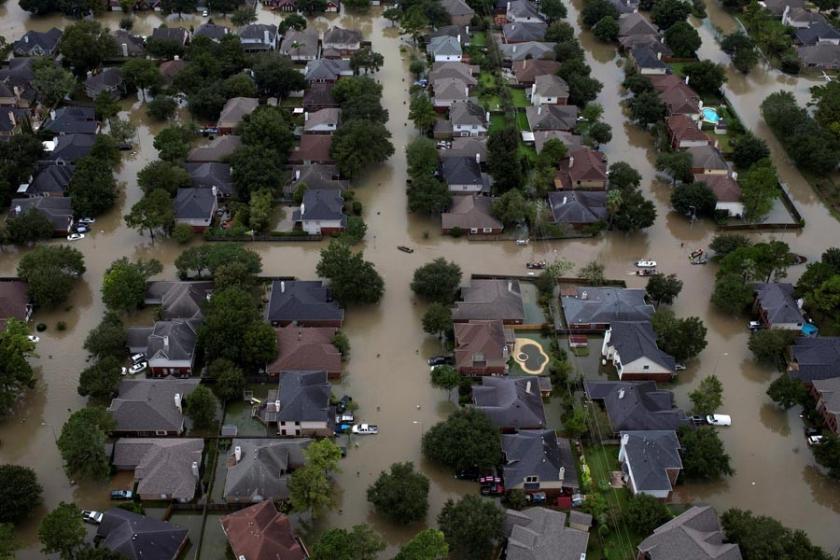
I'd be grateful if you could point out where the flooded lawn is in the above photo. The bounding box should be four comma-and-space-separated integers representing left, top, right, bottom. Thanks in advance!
198, 513, 234, 560
167, 511, 204, 558
222, 396, 270, 437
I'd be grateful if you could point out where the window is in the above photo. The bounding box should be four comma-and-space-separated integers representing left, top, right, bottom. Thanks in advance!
524, 475, 539, 483
155, 430, 167, 436
482, 227, 493, 233
643, 365, 650, 370
470, 228, 478, 234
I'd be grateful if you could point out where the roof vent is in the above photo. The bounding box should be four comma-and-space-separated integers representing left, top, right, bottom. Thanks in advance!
618, 389, 625, 399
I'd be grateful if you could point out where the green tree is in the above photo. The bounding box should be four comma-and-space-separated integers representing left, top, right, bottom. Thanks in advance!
679, 425, 734, 479
252, 54, 307, 98
331, 120, 394, 178
664, 20, 701, 57
731, 132, 769, 170
311, 525, 385, 560
230, 145, 287, 201
722, 32, 758, 73
0, 320, 35, 418
0, 524, 15, 560
17, 245, 85, 308
60, 21, 116, 75
241, 106, 294, 154
486, 127, 522, 192
154, 125, 193, 162
671, 182, 718, 218
278, 13, 306, 32
422, 303, 453, 338
710, 234, 752, 260
175, 244, 262, 279
541, 0, 567, 20
608, 161, 642, 192
409, 92, 437, 133
438, 495, 504, 560
5, 209, 54, 245
349, 47, 384, 74
579, 260, 606, 286
689, 375, 724, 415
125, 189, 175, 240
712, 273, 754, 313
593, 16, 619, 42
122, 58, 161, 99
492, 189, 533, 225
289, 439, 343, 518
422, 408, 500, 471
739, 161, 779, 221
57, 407, 115, 480
68, 157, 117, 218
231, 6, 257, 25
102, 257, 162, 313
406, 136, 439, 178
411, 258, 462, 303
651, 0, 691, 29
38, 503, 85, 560
137, 160, 191, 196
611, 189, 656, 232
629, 89, 667, 127
84, 313, 127, 361
748, 329, 797, 369
32, 59, 76, 107
316, 241, 385, 305
408, 174, 451, 214
646, 273, 683, 305
813, 433, 840, 478
147, 96, 179, 123
721, 509, 830, 560
683, 60, 727, 95
651, 309, 707, 362
581, 0, 619, 27
395, 529, 449, 560
766, 374, 807, 409
200, 287, 273, 367
77, 356, 122, 401
0, 464, 42, 524
623, 494, 672, 535
186, 385, 219, 430
367, 462, 429, 524
656, 150, 693, 184
431, 365, 460, 401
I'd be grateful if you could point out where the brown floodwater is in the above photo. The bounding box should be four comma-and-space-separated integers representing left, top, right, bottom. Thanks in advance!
2, 1, 840, 557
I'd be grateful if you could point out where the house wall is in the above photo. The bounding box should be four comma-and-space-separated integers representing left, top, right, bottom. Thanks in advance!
690, 166, 728, 176
276, 420, 331, 437
507, 479, 567, 497
675, 138, 710, 149
453, 124, 487, 136
305, 123, 338, 133
302, 218, 344, 235
447, 183, 484, 193
715, 201, 745, 218
450, 14, 473, 26
458, 364, 506, 376
435, 53, 462, 62
639, 66, 667, 75
148, 362, 193, 377
618, 357, 673, 380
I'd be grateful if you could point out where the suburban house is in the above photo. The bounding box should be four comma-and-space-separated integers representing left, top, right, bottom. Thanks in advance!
289, 134, 334, 165
548, 191, 608, 229
0, 58, 38, 110
429, 61, 478, 86
303, 108, 341, 134
0, 107, 26, 137
174, 187, 217, 232
433, 78, 470, 108
17, 164, 74, 197
762, 0, 804, 17
504, 508, 590, 560
238, 24, 279, 52
554, 147, 608, 190
96, 509, 189, 560
473, 376, 546, 431
256, 370, 335, 437
185, 162, 235, 198
753, 282, 805, 330
159, 59, 187, 83
561, 287, 654, 331
782, 6, 827, 27
453, 278, 526, 324
812, 377, 840, 434
194, 23, 229, 42
500, 42, 557, 63
441, 156, 492, 193
631, 45, 668, 74
0, 279, 32, 331
450, 98, 489, 136
439, 136, 488, 161
505, 0, 543, 23
280, 30, 320, 61
187, 135, 241, 162
264, 280, 344, 327
144, 281, 212, 320
787, 337, 840, 383
151, 26, 190, 48
441, 195, 503, 235
637, 506, 743, 560
303, 83, 338, 112
798, 43, 840, 69
304, 59, 353, 83
288, 164, 349, 192
223, 439, 309, 502
441, 0, 476, 26
530, 74, 569, 105
43, 106, 99, 136
584, 381, 688, 433
127, 319, 201, 377
220, 501, 307, 560
618, 12, 659, 40
269, 325, 342, 379
454, 320, 515, 376
533, 130, 583, 153
111, 438, 204, 502
618, 430, 682, 499
293, 189, 345, 235
322, 26, 363, 57
687, 145, 729, 175
42, 133, 96, 165
526, 104, 579, 132
8, 197, 74, 235
109, 379, 200, 436
666, 114, 710, 149
501, 431, 579, 498
602, 321, 677, 381
217, 97, 259, 134
503, 22, 548, 44
13, 28, 62, 57
428, 35, 463, 62
793, 21, 840, 45
512, 59, 562, 85
695, 174, 744, 217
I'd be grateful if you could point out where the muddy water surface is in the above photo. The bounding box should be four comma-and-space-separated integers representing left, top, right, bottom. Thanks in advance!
2, 1, 840, 558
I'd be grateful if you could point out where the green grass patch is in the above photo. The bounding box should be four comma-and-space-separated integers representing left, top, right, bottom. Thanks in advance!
509, 87, 530, 108
517, 142, 537, 164
471, 31, 487, 48
515, 110, 530, 132
489, 113, 507, 133
480, 95, 501, 112
669, 62, 687, 76
479, 70, 496, 88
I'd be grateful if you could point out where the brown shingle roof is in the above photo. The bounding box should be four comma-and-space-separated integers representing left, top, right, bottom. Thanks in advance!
0, 280, 29, 331
454, 320, 512, 371
693, 173, 741, 202
220, 501, 306, 560
289, 135, 333, 164
512, 59, 561, 84
666, 114, 709, 145
268, 326, 342, 377
555, 147, 607, 188
442, 195, 504, 231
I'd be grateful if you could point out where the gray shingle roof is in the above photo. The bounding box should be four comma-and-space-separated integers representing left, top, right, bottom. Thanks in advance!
502, 430, 578, 490
442, 156, 484, 185
754, 282, 804, 327
44, 106, 98, 135
9, 196, 73, 231
44, 133, 96, 164
442, 195, 503, 231
506, 0, 542, 20
21, 164, 74, 196
548, 191, 607, 225
813, 376, 840, 414
637, 506, 742, 560
239, 23, 278, 43
440, 0, 475, 17
259, 370, 333, 424
145, 319, 200, 362
323, 26, 362, 46
280, 29, 319, 58
500, 42, 557, 62
585, 381, 688, 432
473, 377, 546, 429
503, 22, 548, 42
187, 135, 241, 162
687, 145, 729, 171
632, 45, 668, 70
619, 12, 659, 37
265, 280, 344, 324
297, 189, 344, 221
453, 279, 525, 322
113, 438, 204, 501
532, 74, 569, 98
195, 23, 229, 40
526, 104, 579, 131
97, 509, 189, 560
562, 287, 654, 326
223, 439, 310, 501
152, 26, 189, 44
217, 97, 259, 129
145, 281, 213, 320
450, 98, 487, 127
109, 379, 199, 433
114, 29, 146, 57
304, 58, 352, 82
620, 430, 681, 492
175, 188, 216, 220
184, 162, 234, 196
789, 337, 840, 382
13, 28, 62, 56
609, 321, 676, 372
429, 35, 463, 57
504, 507, 590, 560
798, 42, 840, 68
429, 61, 478, 85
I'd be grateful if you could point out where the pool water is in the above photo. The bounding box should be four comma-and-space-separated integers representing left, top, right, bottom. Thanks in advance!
703, 107, 720, 124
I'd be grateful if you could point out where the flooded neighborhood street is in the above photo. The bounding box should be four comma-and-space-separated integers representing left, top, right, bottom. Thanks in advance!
2, 0, 840, 557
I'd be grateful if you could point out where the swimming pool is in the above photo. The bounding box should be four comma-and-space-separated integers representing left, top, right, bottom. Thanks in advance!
702, 107, 720, 124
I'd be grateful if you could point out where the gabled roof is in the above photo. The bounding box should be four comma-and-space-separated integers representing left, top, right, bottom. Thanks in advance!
113, 29, 146, 56
22, 164, 74, 196
794, 21, 840, 45
323, 26, 363, 45
109, 379, 199, 433
561, 287, 654, 325
290, 134, 333, 164
145, 281, 213, 320
430, 61, 479, 84
159, 59, 187, 80
454, 320, 512, 370
304, 108, 341, 130
151, 26, 189, 44
660, 83, 702, 115
187, 135, 241, 162
507, 0, 542, 20
584, 380, 688, 432
502, 431, 579, 490
500, 42, 557, 62
429, 35, 463, 57
44, 106, 98, 135
557, 147, 607, 184
504, 507, 589, 560
280, 29, 319, 57
503, 22, 548, 42
798, 43, 840, 67
289, 164, 348, 192
441, 0, 475, 17
175, 188, 216, 220
667, 114, 708, 144
220, 501, 307, 560
785, 6, 826, 25
453, 279, 525, 322
85, 68, 124, 98
44, 133, 95, 163
637, 506, 742, 560
433, 77, 470, 102
442, 195, 503, 231
694, 174, 741, 203
619, 12, 659, 37
620, 430, 681, 492
533, 130, 582, 153
223, 439, 309, 501
440, 136, 488, 160
265, 280, 344, 324
217, 97, 259, 129
303, 82, 337, 109
789, 337, 840, 382
9, 196, 73, 231
813, 376, 840, 414
144, 319, 200, 362
13, 28, 62, 55
97, 509, 188, 560
526, 104, 579, 131
687, 145, 728, 171
450, 98, 487, 127
113, 438, 203, 501
260, 370, 333, 424
269, 325, 341, 375
532, 74, 569, 98
609, 321, 676, 372
762, 0, 804, 16
239, 24, 278, 43
473, 376, 546, 429
513, 59, 562, 84
184, 162, 235, 196
304, 58, 352, 82
548, 191, 607, 225
195, 23, 229, 41
754, 282, 804, 326
632, 45, 668, 70
297, 188, 344, 221
441, 156, 484, 185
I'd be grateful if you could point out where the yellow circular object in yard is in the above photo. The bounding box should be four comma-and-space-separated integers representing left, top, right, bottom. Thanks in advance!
513, 338, 550, 375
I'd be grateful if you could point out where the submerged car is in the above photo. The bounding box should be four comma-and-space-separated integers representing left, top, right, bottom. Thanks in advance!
27, 335, 40, 343
110, 489, 134, 500
128, 361, 147, 375
706, 414, 732, 427
635, 259, 657, 268
82, 510, 103, 524
130, 353, 146, 364
427, 355, 454, 366
351, 423, 379, 435
66, 233, 85, 241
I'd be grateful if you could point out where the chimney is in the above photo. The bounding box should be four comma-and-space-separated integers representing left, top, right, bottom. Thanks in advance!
295, 169, 301, 180
507, 1, 511, 10
618, 388, 625, 399
174, 54, 180, 61
538, 105, 542, 115
212, 185, 218, 198
24, 34, 29, 43
174, 393, 182, 412
621, 433, 629, 446
531, 83, 536, 98
559, 466, 565, 481
163, 335, 170, 353
475, 152, 480, 164
457, 33, 461, 44
280, 281, 285, 293
731, 170, 738, 180
50, 109, 56, 120
7, 111, 14, 128
562, 196, 567, 205
274, 399, 281, 411
464, 86, 469, 97
569, 155, 574, 168
304, 111, 309, 121
234, 446, 242, 462
191, 461, 199, 477
122, 42, 129, 57
264, 29, 270, 45
525, 380, 532, 394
